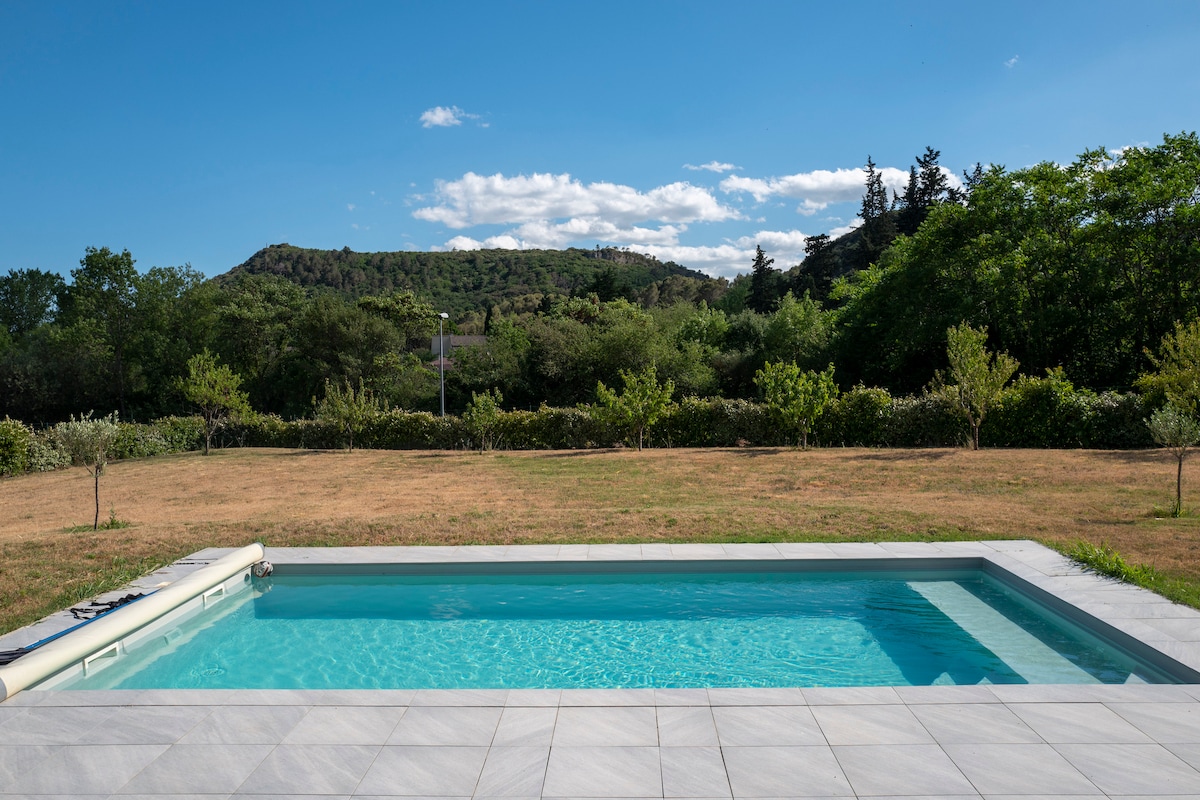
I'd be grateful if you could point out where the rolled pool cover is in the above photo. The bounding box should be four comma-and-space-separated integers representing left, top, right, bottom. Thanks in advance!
0, 542, 265, 701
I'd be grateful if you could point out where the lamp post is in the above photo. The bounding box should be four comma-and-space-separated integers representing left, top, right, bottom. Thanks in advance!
438, 312, 449, 417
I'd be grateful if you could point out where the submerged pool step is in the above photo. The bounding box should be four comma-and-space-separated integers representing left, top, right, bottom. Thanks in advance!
907, 581, 1100, 684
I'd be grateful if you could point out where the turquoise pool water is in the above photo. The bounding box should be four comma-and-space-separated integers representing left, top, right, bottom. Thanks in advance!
52, 568, 1176, 689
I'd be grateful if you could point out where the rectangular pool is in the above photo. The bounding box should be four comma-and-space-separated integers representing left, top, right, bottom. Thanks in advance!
40, 560, 1182, 690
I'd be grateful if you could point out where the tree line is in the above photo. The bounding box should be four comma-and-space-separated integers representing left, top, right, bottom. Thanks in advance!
1, 133, 1197, 434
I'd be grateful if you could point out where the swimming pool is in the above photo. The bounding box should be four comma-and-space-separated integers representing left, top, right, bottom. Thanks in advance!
26, 552, 1191, 691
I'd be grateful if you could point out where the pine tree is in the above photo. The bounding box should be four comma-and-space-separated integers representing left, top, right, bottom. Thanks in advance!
747, 246, 779, 313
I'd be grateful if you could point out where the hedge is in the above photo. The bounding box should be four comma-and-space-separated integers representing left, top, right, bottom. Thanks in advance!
0, 386, 1166, 478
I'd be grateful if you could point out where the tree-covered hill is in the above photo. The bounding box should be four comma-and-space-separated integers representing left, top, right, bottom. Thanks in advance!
224, 244, 716, 322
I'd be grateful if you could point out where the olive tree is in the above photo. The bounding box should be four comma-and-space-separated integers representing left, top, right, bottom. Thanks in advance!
1148, 404, 1200, 517
595, 365, 675, 451
754, 361, 838, 449
54, 411, 120, 530
944, 323, 1019, 450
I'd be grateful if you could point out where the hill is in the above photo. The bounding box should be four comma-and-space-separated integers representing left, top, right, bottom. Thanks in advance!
223, 244, 715, 320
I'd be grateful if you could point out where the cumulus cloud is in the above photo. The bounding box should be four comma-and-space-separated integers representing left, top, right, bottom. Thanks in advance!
414, 172, 739, 229
1005, 55, 1019, 68
721, 166, 910, 208
420, 105, 479, 128
683, 161, 740, 173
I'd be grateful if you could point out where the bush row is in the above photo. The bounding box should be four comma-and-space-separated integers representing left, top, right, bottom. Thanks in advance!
0, 377, 1157, 477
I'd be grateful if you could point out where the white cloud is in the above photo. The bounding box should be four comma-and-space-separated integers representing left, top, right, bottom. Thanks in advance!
414, 172, 738, 229
630, 229, 814, 279
347, 203, 356, 211
1005, 55, 1019, 68
683, 161, 739, 173
420, 105, 479, 128
721, 166, 910, 207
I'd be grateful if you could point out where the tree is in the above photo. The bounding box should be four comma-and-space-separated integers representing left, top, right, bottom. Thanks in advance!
944, 323, 1019, 450
54, 411, 120, 530
1139, 319, 1200, 417
463, 388, 504, 452
595, 364, 675, 450
0, 269, 64, 339
857, 156, 897, 269
59, 247, 139, 417
1147, 404, 1200, 517
178, 350, 252, 455
313, 378, 384, 451
746, 246, 779, 313
754, 361, 838, 449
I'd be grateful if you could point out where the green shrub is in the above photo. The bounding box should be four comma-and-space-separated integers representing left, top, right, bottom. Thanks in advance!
0, 417, 32, 476
984, 369, 1092, 447
1085, 392, 1154, 449
110, 422, 171, 460
497, 405, 601, 449
658, 397, 780, 447
151, 415, 206, 453
27, 430, 68, 472
884, 393, 967, 447
816, 386, 892, 446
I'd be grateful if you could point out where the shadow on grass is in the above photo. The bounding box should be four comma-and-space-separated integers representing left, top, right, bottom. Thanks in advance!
1087, 448, 1169, 465
845, 448, 961, 462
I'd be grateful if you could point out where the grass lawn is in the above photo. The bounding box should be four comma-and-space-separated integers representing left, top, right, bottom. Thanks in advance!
1, 446, 1198, 636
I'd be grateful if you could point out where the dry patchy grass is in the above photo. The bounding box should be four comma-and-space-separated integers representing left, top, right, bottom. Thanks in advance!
1, 446, 1198, 635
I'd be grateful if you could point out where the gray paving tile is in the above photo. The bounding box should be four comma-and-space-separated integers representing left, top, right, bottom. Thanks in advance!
176, 704, 307, 744
1008, 701, 1154, 743
493, 706, 557, 746
893, 684, 1001, 704
1169, 741, 1200, 770
236, 743, 380, 795
834, 744, 977, 796
801, 686, 903, 705
474, 745, 549, 796
1053, 741, 1200, 795
660, 745, 731, 797
410, 688, 508, 706
1109, 700, 1200, 742
83, 704, 213, 744
712, 704, 824, 746
0, 743, 58, 785
542, 745, 662, 797
283, 704, 406, 744
560, 688, 656, 706
910, 702, 1043, 744
505, 688, 562, 707
0, 704, 116, 744
942, 743, 1102, 795
653, 688, 711, 706
722, 745, 853, 796
388, 704, 502, 745
114, 743, 271, 794
0, 744, 164, 795
706, 687, 805, 705
355, 745, 489, 795
657, 705, 720, 746
812, 703, 934, 745
552, 705, 659, 746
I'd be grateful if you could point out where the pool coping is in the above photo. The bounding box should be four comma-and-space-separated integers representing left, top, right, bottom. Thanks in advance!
2, 539, 1200, 798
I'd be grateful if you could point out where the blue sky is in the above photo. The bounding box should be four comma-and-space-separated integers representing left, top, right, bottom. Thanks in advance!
3, 1, 1199, 279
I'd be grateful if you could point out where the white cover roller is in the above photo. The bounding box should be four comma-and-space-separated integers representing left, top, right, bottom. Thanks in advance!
0, 542, 265, 701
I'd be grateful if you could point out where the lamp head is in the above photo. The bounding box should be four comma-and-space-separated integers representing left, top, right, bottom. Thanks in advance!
438, 312, 449, 319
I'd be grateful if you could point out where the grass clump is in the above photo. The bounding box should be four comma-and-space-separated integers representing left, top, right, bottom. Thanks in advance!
1063, 540, 1200, 608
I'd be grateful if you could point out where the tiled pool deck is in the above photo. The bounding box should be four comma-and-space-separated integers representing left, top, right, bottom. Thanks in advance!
2, 540, 1200, 798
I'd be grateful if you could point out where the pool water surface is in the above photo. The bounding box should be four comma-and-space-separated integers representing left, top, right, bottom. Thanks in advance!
50, 568, 1176, 690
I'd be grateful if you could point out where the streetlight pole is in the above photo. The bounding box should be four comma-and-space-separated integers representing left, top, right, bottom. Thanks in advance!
438, 312, 449, 417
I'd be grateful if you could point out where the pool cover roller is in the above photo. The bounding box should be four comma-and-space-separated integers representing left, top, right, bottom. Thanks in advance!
0, 543, 265, 701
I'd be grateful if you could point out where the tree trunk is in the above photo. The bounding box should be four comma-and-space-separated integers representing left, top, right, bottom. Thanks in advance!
93, 468, 100, 531
1177, 452, 1185, 517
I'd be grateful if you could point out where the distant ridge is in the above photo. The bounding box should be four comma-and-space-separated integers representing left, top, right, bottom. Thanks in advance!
223, 244, 712, 318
